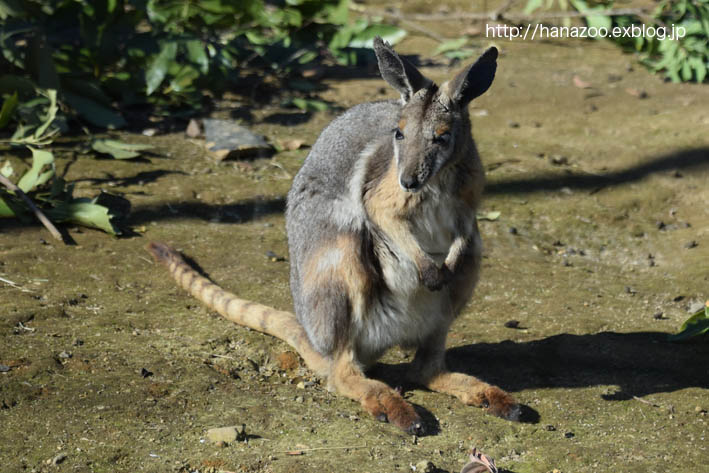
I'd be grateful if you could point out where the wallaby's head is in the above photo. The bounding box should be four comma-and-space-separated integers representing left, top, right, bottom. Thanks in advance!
373, 37, 497, 192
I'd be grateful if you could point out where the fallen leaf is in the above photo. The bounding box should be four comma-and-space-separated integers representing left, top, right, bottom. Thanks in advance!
477, 211, 501, 221
286, 451, 304, 456
572, 75, 592, 89
460, 448, 498, 473
91, 139, 153, 159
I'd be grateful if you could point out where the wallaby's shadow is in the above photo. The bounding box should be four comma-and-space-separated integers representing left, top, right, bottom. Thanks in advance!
370, 331, 706, 427
129, 197, 286, 226
486, 147, 709, 195
443, 331, 708, 399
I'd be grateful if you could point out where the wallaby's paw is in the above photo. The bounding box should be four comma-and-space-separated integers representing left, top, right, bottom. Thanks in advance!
478, 386, 521, 422
362, 390, 424, 435
420, 263, 452, 291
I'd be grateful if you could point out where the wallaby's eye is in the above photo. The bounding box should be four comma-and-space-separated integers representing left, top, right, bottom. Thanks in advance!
433, 131, 451, 145
394, 128, 405, 140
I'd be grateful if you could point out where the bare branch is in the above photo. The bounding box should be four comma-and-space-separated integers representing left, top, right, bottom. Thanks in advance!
0, 174, 63, 242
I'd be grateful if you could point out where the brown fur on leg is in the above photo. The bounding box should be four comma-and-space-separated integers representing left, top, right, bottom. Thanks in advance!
331, 350, 423, 434
424, 371, 520, 421
410, 334, 521, 422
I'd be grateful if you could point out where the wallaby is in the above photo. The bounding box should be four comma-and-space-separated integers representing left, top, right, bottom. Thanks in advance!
147, 37, 520, 435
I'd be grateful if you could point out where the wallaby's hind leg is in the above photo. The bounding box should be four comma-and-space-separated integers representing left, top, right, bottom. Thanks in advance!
410, 330, 521, 421
330, 349, 424, 435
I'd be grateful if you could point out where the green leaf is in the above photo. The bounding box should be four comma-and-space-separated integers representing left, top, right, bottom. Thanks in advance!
91, 139, 153, 159
669, 305, 709, 341
169, 65, 199, 92
185, 40, 209, 74
63, 91, 127, 129
349, 25, 406, 49
523, 0, 544, 15
284, 97, 329, 112
0, 196, 16, 217
477, 210, 501, 221
325, 0, 349, 25
0, 90, 18, 128
146, 41, 178, 95
48, 199, 119, 235
432, 38, 468, 56
17, 147, 54, 193
32, 89, 58, 140
1, 160, 13, 178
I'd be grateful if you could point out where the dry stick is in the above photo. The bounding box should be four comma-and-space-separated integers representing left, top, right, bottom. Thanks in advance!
0, 174, 63, 241
278, 444, 368, 454
633, 395, 660, 408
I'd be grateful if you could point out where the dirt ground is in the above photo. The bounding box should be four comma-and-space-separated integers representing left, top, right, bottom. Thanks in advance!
1, 4, 708, 473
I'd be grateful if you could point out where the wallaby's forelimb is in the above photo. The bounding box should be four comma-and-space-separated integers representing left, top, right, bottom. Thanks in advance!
146, 242, 329, 377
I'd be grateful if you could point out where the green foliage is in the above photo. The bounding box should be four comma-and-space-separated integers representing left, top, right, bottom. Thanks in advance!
0, 0, 405, 134
669, 302, 709, 341
523, 0, 709, 83
0, 148, 121, 235
91, 138, 153, 159
431, 37, 478, 61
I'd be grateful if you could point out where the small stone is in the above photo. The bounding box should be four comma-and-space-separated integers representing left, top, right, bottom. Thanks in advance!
508, 227, 518, 235
625, 287, 637, 295
564, 432, 575, 438
296, 381, 306, 389
58, 351, 72, 359
694, 406, 705, 414
295, 395, 304, 403
414, 460, 435, 472
0, 365, 10, 372
186, 119, 201, 138
141, 368, 153, 378
206, 425, 247, 445
507, 121, 520, 128
504, 320, 520, 329
688, 301, 705, 313
653, 312, 664, 320
550, 155, 569, 166
545, 424, 556, 431
684, 240, 698, 249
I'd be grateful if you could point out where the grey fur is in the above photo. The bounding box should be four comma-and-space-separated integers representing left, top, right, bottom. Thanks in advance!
286, 39, 497, 367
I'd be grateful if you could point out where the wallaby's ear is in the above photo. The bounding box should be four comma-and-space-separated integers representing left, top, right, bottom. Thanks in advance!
445, 47, 498, 107
373, 36, 431, 102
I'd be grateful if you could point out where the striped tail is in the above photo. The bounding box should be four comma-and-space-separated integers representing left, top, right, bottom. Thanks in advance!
145, 242, 328, 376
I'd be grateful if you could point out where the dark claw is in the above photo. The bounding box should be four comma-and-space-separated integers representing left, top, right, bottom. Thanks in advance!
376, 413, 388, 423
505, 404, 522, 422
407, 421, 425, 436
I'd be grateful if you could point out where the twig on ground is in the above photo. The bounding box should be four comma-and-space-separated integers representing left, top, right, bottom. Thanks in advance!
0, 276, 34, 293
0, 174, 63, 241
277, 444, 367, 454
633, 395, 660, 408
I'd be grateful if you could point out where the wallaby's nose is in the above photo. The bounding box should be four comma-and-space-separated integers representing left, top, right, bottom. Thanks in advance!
399, 175, 420, 191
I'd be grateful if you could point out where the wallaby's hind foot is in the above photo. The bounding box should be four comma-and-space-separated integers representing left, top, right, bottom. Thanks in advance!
330, 350, 424, 435
426, 371, 520, 421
